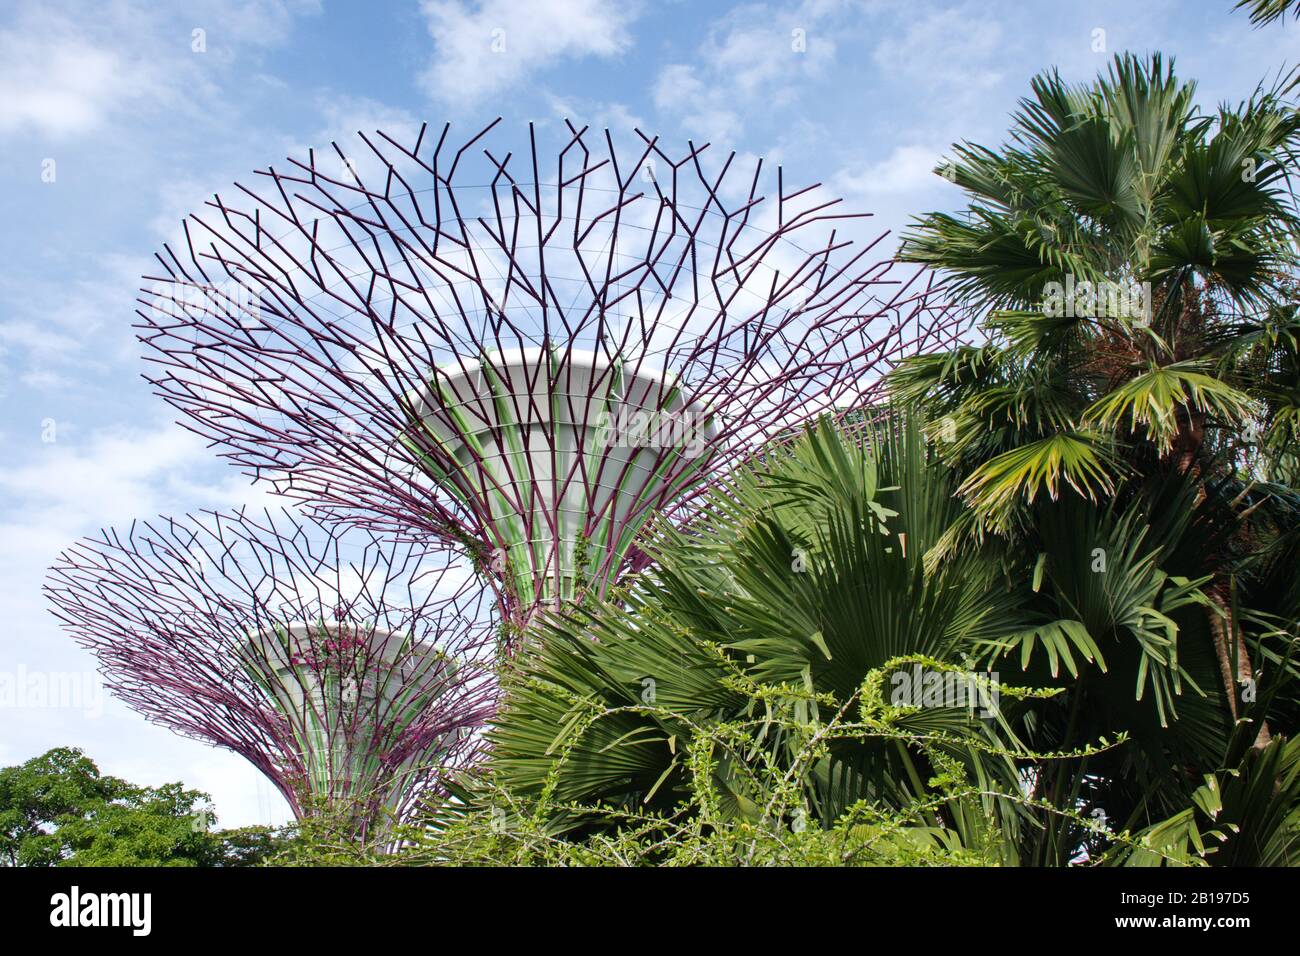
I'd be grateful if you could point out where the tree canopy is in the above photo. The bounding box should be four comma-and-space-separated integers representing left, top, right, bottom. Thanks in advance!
0, 747, 284, 867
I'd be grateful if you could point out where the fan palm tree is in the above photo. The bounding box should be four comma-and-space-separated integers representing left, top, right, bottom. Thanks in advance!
483, 413, 1300, 863
1235, 0, 1300, 26
486, 417, 1151, 862
1112, 717, 1300, 866
892, 53, 1300, 729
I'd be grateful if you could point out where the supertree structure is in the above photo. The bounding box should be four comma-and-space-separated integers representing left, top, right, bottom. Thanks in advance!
45, 509, 497, 840
136, 120, 969, 624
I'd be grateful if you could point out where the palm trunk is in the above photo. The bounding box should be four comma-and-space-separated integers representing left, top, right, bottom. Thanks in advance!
1206, 581, 1271, 747
1174, 404, 1269, 746
1208, 590, 1241, 722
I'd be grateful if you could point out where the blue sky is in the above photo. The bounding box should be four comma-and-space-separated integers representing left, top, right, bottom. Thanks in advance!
1, 0, 1296, 829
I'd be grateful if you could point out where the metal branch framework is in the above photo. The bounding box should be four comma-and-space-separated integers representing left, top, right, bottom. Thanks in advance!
45, 509, 497, 838
137, 119, 969, 620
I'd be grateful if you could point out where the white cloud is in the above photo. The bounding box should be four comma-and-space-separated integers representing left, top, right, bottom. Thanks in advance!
191, 0, 324, 51
0, 1, 322, 139
0, 19, 160, 137
830, 142, 966, 241
872, 5, 1004, 100
0, 251, 158, 375
419, 0, 640, 106
314, 95, 425, 144
17, 369, 74, 392
0, 422, 274, 539
836, 143, 947, 197
544, 92, 645, 135
652, 64, 742, 142
0, 321, 83, 356
651, 1, 840, 144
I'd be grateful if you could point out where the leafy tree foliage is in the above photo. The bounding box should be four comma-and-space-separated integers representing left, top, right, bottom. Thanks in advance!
887, 52, 1300, 863
466, 412, 1300, 865
893, 51, 1300, 713
470, 419, 1144, 864
0, 747, 284, 866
